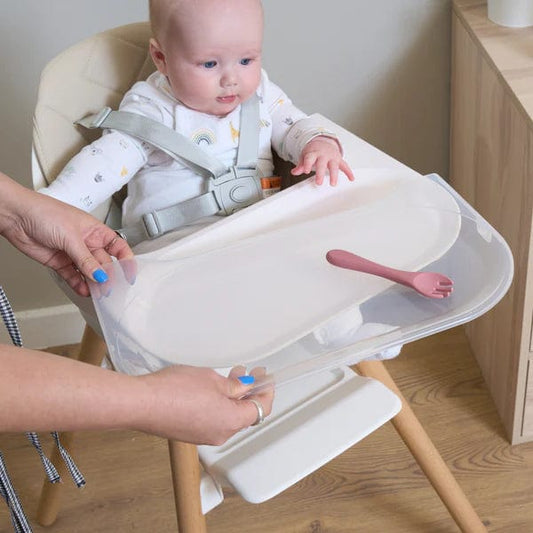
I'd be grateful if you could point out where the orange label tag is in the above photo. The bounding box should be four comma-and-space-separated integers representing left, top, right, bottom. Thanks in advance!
261, 176, 282, 198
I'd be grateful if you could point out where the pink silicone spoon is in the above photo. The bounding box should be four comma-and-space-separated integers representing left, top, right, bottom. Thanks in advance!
326, 249, 453, 299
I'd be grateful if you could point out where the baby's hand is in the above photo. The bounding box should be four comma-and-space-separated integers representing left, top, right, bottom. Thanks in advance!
291, 136, 355, 186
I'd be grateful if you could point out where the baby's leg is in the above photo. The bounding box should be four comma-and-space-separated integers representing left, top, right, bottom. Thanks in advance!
313, 307, 364, 346
312, 308, 402, 363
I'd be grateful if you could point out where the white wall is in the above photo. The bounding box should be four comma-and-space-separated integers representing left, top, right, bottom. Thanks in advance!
0, 1, 451, 335
263, 0, 451, 175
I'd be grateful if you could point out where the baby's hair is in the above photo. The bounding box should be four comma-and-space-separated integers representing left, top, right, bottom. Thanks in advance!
149, 0, 186, 42
149, 0, 263, 42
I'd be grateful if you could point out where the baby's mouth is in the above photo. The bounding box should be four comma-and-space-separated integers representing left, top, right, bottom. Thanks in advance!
217, 95, 237, 104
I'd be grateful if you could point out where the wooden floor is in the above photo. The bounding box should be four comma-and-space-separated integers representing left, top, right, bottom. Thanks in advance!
2, 326, 533, 532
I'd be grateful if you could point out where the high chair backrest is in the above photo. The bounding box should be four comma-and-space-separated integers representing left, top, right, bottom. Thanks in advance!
32, 22, 156, 221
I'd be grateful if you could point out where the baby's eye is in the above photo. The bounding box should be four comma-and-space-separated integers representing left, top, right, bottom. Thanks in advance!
240, 58, 252, 66
203, 61, 217, 69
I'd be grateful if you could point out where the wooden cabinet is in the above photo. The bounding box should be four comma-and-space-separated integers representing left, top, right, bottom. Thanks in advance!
450, 0, 533, 443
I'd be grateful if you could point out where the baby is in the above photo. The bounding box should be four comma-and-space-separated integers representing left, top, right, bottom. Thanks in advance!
40, 0, 354, 246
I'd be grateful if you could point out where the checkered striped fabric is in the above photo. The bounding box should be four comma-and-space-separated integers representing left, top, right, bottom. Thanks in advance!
50, 433, 86, 488
0, 288, 21, 347
0, 286, 85, 532
25, 432, 60, 484
0, 452, 32, 533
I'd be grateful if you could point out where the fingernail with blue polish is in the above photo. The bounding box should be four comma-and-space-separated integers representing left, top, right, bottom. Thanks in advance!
93, 269, 109, 283
238, 375, 255, 385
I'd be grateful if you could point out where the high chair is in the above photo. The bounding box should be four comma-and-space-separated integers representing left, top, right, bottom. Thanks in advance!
31, 22, 512, 533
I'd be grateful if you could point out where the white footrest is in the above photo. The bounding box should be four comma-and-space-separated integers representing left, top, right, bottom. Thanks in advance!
199, 366, 401, 504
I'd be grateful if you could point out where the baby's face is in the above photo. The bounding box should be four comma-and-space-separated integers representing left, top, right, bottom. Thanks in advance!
154, 0, 263, 117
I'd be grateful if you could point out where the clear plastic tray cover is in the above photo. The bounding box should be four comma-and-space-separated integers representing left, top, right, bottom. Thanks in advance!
89, 172, 513, 391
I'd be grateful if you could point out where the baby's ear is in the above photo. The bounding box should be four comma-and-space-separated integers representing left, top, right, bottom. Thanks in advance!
149, 38, 168, 75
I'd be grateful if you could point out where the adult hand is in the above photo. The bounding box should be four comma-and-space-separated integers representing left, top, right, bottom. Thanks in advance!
0, 172, 133, 297
138, 365, 274, 445
0, 346, 273, 443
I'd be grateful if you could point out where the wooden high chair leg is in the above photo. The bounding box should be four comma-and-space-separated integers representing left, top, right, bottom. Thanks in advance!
356, 360, 487, 533
168, 441, 207, 533
35, 432, 76, 527
36, 325, 107, 527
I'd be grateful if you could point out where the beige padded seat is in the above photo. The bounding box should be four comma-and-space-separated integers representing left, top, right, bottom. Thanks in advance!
33, 22, 155, 220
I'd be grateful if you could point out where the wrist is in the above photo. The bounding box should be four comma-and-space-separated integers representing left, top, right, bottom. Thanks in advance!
74, 368, 158, 433
0, 173, 27, 236
114, 373, 157, 433
306, 134, 343, 154
129, 371, 177, 437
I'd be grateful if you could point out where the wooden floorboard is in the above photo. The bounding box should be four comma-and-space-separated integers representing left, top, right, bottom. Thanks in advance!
1, 326, 533, 532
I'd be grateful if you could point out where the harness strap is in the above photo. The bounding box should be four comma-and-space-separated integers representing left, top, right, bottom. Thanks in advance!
140, 191, 220, 239
77, 94, 260, 173
78, 95, 261, 246
77, 108, 228, 179
235, 94, 260, 169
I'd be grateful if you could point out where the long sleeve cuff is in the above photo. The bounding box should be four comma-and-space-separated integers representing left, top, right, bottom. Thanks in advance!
279, 114, 343, 164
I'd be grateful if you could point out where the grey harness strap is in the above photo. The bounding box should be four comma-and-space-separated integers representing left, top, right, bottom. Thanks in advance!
0, 286, 85, 533
77, 95, 262, 246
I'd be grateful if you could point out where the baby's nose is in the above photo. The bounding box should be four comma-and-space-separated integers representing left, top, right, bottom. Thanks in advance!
221, 71, 238, 87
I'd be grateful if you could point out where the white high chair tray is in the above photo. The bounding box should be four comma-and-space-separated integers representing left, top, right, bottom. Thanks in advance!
102, 170, 460, 367
89, 118, 512, 385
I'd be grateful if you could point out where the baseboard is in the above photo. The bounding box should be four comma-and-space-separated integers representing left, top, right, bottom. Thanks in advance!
0, 303, 85, 349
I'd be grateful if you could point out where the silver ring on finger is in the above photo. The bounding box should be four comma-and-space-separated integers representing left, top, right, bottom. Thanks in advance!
248, 398, 265, 426
105, 237, 118, 251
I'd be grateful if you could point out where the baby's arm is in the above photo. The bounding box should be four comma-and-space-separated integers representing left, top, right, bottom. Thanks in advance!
267, 92, 354, 185
39, 83, 164, 211
40, 131, 149, 212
